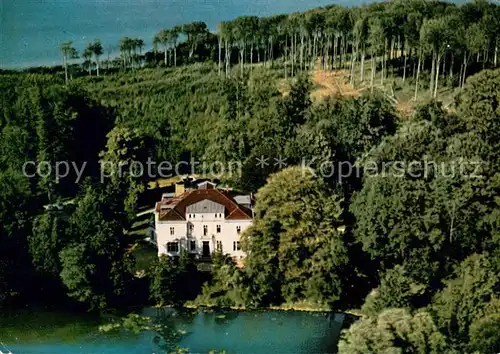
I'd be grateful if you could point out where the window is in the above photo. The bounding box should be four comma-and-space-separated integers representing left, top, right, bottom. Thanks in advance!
167, 242, 179, 252
216, 240, 223, 252
203, 225, 208, 236
170, 227, 175, 235
216, 224, 221, 233
188, 214, 191, 219
190, 240, 196, 251
236, 226, 241, 234
233, 241, 241, 251
189, 224, 194, 232
219, 213, 223, 218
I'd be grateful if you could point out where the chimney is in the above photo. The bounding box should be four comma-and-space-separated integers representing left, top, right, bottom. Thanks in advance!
175, 181, 185, 196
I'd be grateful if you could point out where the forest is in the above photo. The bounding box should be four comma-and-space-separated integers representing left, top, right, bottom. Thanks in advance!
1, 0, 500, 352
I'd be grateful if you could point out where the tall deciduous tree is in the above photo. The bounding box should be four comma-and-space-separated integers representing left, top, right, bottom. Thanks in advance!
153, 29, 170, 67
183, 21, 208, 61
338, 308, 450, 354
432, 254, 500, 347
242, 166, 347, 307
90, 39, 103, 76
60, 41, 78, 85
60, 186, 132, 310
30, 212, 69, 278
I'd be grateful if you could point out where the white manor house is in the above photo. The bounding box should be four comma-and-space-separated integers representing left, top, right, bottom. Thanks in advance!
154, 179, 253, 259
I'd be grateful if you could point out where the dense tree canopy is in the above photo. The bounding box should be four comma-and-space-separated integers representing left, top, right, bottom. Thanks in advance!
1, 1, 500, 351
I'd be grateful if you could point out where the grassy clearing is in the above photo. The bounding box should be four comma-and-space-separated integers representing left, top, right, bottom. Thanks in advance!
310, 58, 460, 117
131, 242, 157, 274
126, 212, 152, 241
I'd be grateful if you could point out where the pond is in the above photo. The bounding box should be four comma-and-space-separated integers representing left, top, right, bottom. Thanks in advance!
0, 308, 344, 354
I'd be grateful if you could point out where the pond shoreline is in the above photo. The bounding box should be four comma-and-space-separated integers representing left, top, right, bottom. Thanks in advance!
171, 302, 333, 313
1, 307, 344, 353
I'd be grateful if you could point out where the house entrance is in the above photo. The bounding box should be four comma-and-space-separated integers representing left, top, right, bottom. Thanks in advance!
202, 241, 210, 257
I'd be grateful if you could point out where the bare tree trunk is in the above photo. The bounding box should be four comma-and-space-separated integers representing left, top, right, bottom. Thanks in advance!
371, 51, 375, 93
430, 51, 436, 96
344, 34, 348, 69
403, 51, 407, 83
174, 46, 177, 67
96, 58, 100, 76
360, 45, 365, 82
350, 41, 357, 86
307, 35, 310, 70
462, 51, 468, 89
339, 36, 344, 69
495, 40, 498, 67
250, 43, 253, 73
381, 39, 387, 85
329, 35, 333, 69
291, 34, 294, 77
164, 45, 168, 66
414, 53, 421, 101
312, 35, 316, 70
323, 36, 327, 74
284, 36, 288, 79
333, 34, 337, 70
458, 62, 463, 89
390, 37, 394, 61
449, 53, 454, 79
312, 35, 317, 69
285, 49, 288, 79
270, 37, 274, 68
218, 38, 222, 76
300, 34, 304, 71
263, 45, 267, 69
434, 56, 441, 98
442, 52, 446, 83
295, 34, 298, 74
240, 47, 244, 77
385, 38, 390, 78
321, 36, 328, 78
64, 56, 68, 85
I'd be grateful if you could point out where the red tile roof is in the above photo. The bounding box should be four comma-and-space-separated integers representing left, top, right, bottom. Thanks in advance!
156, 189, 252, 221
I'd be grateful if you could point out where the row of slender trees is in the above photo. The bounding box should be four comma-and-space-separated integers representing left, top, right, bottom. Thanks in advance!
211, 0, 500, 97
60, 0, 500, 98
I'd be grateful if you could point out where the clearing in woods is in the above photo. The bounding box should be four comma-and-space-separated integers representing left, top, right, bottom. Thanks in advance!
311, 67, 362, 101
309, 60, 457, 117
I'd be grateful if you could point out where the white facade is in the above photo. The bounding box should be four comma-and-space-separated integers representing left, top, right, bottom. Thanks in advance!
154, 198, 252, 259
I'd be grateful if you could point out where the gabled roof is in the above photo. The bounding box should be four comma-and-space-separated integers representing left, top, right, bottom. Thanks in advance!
156, 188, 252, 222
187, 199, 224, 214
233, 195, 251, 206
197, 180, 217, 189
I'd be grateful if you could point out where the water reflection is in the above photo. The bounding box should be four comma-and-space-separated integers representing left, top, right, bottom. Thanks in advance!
1, 308, 343, 354
149, 308, 197, 352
